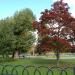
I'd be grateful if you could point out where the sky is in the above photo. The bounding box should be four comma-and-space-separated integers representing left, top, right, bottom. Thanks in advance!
0, 0, 75, 20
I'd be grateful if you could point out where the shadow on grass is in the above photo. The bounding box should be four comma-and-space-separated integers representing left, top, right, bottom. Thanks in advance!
31, 58, 57, 64
0, 57, 16, 63
0, 58, 75, 67
30, 58, 75, 67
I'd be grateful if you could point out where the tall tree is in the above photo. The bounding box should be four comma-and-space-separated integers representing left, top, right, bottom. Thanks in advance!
32, 0, 75, 63
12, 8, 36, 58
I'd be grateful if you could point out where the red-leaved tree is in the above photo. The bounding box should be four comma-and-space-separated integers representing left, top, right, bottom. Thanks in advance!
32, 0, 75, 62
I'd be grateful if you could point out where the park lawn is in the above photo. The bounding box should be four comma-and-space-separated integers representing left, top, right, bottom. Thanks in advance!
0, 58, 75, 75
0, 58, 75, 65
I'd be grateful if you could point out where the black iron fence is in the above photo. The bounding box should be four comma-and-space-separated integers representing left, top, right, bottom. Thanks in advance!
0, 64, 75, 75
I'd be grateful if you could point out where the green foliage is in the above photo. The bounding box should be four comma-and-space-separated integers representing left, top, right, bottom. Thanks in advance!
0, 8, 36, 58
0, 22, 14, 57
13, 8, 35, 35
12, 8, 36, 54
12, 32, 35, 53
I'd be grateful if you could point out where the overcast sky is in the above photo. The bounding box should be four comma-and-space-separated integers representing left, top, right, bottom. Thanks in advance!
0, 0, 75, 20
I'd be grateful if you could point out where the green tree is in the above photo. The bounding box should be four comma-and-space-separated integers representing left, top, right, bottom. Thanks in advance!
0, 20, 14, 58
0, 8, 36, 59
12, 8, 36, 58
13, 8, 35, 35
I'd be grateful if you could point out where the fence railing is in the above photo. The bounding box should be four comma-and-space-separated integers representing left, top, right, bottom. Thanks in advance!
0, 64, 75, 75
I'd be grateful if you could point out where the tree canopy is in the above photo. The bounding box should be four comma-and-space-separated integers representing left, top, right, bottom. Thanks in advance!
32, 0, 75, 56
0, 8, 36, 58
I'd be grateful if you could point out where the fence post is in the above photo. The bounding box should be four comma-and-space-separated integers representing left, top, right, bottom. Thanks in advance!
73, 67, 75, 75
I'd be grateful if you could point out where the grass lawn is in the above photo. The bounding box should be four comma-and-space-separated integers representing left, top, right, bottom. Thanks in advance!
0, 58, 75, 66
0, 58, 75, 75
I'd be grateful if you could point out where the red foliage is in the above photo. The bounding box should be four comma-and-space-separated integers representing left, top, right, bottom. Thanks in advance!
32, 0, 75, 53
70, 45, 75, 53
51, 36, 71, 48
32, 21, 39, 29
38, 36, 71, 52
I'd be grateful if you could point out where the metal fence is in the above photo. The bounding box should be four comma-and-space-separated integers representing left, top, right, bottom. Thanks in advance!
0, 64, 75, 75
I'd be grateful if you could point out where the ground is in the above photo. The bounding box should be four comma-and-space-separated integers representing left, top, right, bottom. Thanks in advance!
0, 54, 75, 75
0, 58, 75, 75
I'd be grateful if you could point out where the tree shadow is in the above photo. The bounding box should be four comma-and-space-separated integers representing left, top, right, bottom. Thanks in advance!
31, 58, 57, 65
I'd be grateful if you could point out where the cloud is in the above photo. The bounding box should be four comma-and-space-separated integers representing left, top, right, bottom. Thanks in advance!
52, 0, 75, 18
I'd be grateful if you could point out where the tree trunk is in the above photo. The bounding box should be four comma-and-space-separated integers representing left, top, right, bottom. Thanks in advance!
12, 51, 15, 58
12, 50, 19, 59
55, 50, 60, 65
2, 54, 5, 58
